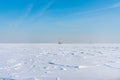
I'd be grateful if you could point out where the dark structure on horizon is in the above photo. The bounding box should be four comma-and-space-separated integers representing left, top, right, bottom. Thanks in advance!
58, 41, 63, 44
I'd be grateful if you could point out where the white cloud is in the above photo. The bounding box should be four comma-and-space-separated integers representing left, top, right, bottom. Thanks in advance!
31, 0, 55, 21
111, 2, 120, 8
9, 0, 55, 28
37, 0, 55, 16
21, 3, 34, 19
9, 3, 34, 27
74, 2, 120, 16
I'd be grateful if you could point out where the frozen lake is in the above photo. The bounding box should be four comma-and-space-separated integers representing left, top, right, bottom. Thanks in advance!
0, 43, 120, 80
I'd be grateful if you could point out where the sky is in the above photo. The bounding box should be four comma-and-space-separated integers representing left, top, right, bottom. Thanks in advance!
0, 0, 120, 43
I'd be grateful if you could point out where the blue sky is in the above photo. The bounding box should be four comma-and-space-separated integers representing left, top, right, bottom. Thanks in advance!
0, 0, 120, 43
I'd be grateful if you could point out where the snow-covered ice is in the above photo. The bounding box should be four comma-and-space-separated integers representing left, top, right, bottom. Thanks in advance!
0, 43, 120, 80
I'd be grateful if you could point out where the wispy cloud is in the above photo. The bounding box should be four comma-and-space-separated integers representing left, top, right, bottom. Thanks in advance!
111, 2, 120, 8
75, 2, 120, 16
20, 3, 34, 19
37, 0, 55, 17
9, 3, 34, 27
10, 0, 55, 28
31, 0, 55, 21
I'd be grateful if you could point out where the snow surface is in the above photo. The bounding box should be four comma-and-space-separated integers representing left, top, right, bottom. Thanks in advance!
0, 43, 120, 80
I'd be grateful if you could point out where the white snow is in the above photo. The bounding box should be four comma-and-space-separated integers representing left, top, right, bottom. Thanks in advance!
0, 43, 120, 80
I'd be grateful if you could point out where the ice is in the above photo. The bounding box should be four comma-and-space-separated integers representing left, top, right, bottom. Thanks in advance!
0, 43, 120, 80
0, 78, 15, 80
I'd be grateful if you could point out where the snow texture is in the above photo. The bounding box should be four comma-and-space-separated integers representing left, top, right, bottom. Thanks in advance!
0, 44, 120, 80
